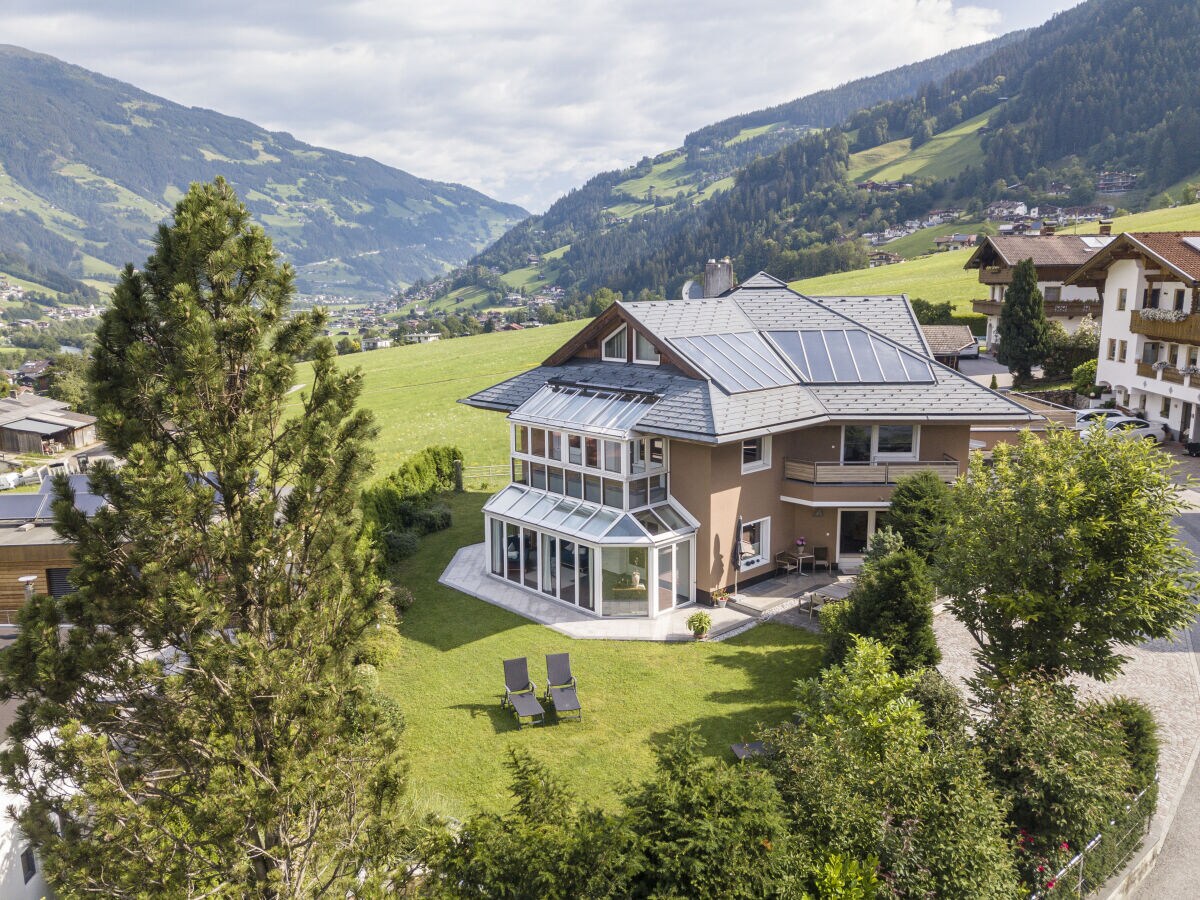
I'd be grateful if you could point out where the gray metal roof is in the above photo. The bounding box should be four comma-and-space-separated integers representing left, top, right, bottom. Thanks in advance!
462, 274, 1037, 442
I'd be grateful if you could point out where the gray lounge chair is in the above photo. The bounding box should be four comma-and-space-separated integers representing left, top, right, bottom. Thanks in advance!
501, 657, 545, 728
543, 653, 582, 723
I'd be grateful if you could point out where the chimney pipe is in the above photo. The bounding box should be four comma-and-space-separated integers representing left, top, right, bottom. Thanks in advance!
1099, 219, 1113, 236
703, 257, 735, 298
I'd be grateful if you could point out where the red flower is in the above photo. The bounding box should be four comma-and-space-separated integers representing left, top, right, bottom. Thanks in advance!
1037, 865, 1046, 873
1060, 841, 1069, 851
1046, 879, 1057, 889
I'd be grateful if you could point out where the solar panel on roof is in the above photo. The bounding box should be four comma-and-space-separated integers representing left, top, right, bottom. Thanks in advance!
767, 329, 934, 385
1184, 237, 1200, 254
669, 332, 796, 394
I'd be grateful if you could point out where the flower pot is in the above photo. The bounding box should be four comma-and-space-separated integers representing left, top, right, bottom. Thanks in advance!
693, 630, 709, 641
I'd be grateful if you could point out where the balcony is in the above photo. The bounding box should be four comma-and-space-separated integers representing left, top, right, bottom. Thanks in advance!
1136, 361, 1158, 379
1129, 311, 1200, 343
783, 458, 960, 485
972, 298, 1103, 318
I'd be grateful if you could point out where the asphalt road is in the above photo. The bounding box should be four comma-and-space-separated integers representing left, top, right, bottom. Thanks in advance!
1133, 499, 1200, 896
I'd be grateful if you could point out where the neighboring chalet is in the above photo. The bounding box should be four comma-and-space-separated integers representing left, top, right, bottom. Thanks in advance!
462, 273, 1035, 615
869, 251, 903, 268
0, 474, 105, 620
1066, 231, 1200, 441
933, 233, 976, 252
965, 231, 1112, 348
920, 325, 977, 370
361, 336, 393, 351
0, 394, 97, 455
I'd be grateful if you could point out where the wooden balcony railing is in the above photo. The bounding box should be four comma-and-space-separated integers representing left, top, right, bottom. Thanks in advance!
1129, 311, 1200, 343
1136, 361, 1159, 379
1163, 367, 1185, 385
972, 298, 1102, 318
783, 457, 960, 485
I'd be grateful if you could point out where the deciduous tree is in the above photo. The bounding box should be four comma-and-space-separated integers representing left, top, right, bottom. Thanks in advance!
0, 178, 409, 897
940, 427, 1197, 682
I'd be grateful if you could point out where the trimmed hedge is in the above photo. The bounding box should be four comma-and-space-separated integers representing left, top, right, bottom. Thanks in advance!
362, 445, 463, 569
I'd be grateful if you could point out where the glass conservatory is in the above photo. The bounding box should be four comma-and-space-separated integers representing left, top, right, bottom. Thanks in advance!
483, 484, 696, 618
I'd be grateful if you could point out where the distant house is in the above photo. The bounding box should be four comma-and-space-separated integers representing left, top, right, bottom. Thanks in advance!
1062, 205, 1115, 222
986, 200, 1028, 220
964, 231, 1113, 348
13, 359, 53, 393
1096, 171, 1137, 194
360, 337, 393, 351
856, 180, 912, 194
869, 251, 903, 268
0, 394, 98, 455
404, 332, 442, 344
920, 325, 977, 370
933, 233, 976, 252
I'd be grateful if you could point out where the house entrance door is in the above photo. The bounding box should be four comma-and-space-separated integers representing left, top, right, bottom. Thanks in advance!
837, 509, 889, 567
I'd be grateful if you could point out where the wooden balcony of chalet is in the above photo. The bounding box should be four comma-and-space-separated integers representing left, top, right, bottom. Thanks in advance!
972, 298, 1103, 318
1129, 311, 1200, 344
783, 457, 960, 485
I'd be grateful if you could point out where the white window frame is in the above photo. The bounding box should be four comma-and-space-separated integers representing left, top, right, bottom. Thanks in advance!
601, 325, 628, 362
633, 330, 661, 365
741, 436, 772, 474
739, 516, 770, 570
841, 424, 919, 463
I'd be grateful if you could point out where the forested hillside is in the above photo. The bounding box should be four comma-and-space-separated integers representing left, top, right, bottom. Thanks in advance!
430, 0, 1200, 305
0, 45, 526, 299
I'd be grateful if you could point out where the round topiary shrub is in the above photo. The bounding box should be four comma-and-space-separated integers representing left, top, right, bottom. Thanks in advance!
383, 529, 420, 563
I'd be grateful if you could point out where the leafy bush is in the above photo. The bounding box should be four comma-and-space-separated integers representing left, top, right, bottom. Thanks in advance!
1042, 318, 1100, 380
382, 529, 420, 564
887, 471, 953, 565
1096, 696, 1159, 789
686, 611, 712, 635
825, 548, 940, 674
1072, 358, 1099, 395
412, 502, 452, 535
391, 585, 416, 617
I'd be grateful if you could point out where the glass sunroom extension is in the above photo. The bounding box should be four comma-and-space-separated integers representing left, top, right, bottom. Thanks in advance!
483, 484, 696, 618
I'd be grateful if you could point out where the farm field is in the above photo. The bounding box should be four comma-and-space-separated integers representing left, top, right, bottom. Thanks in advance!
857, 106, 997, 183
792, 248, 979, 310
306, 321, 586, 479
380, 489, 823, 817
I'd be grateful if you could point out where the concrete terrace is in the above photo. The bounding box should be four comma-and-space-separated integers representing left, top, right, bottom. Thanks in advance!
440, 543, 843, 641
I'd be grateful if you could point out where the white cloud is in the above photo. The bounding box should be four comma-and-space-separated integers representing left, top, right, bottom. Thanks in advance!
0, 1, 1082, 211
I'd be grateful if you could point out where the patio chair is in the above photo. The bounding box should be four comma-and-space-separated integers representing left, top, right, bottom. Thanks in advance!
811, 546, 832, 575
501, 657, 545, 728
731, 740, 769, 761
543, 653, 582, 722
774, 550, 798, 578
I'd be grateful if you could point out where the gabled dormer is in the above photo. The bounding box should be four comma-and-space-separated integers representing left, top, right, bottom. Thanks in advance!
544, 303, 701, 374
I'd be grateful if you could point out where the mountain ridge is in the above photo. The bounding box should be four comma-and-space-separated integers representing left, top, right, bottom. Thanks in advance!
0, 44, 527, 299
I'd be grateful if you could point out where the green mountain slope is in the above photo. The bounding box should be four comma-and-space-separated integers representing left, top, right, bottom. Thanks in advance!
0, 45, 526, 299
438, 0, 1200, 307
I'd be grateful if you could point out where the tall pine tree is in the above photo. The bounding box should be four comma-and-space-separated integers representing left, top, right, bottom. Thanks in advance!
0, 179, 409, 897
996, 257, 1050, 383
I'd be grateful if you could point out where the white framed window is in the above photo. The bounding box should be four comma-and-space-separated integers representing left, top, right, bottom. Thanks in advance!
739, 517, 770, 570
841, 424, 918, 462
741, 436, 772, 473
634, 330, 660, 365
602, 326, 628, 361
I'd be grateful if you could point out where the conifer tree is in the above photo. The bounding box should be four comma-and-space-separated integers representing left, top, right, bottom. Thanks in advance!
996, 258, 1050, 383
0, 178, 409, 897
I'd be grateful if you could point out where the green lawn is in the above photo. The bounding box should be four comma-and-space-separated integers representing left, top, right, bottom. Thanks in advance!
793, 248, 979, 310
306, 321, 587, 478
881, 221, 982, 260
863, 106, 996, 183
379, 490, 824, 818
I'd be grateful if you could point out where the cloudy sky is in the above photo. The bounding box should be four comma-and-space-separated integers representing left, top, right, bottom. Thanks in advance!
1, 0, 1083, 212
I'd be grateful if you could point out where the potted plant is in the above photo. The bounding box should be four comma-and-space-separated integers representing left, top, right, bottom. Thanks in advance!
686, 611, 712, 640
710, 588, 730, 608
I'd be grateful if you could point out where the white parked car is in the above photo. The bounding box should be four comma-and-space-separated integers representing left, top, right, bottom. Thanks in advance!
1075, 409, 1116, 428
1081, 416, 1162, 442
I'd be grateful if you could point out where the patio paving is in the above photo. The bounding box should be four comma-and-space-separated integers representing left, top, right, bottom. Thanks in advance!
440, 543, 757, 641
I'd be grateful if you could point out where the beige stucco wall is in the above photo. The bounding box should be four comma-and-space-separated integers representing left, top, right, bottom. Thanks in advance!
669, 422, 972, 595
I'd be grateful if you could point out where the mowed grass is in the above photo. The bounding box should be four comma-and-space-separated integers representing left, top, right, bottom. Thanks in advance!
865, 106, 996, 183
380, 490, 824, 818
881, 221, 982, 260
793, 248, 979, 310
300, 321, 587, 478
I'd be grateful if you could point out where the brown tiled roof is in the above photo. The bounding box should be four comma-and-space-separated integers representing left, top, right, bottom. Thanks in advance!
920, 325, 976, 356
1126, 232, 1200, 283
967, 234, 1109, 269
1065, 231, 1200, 285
